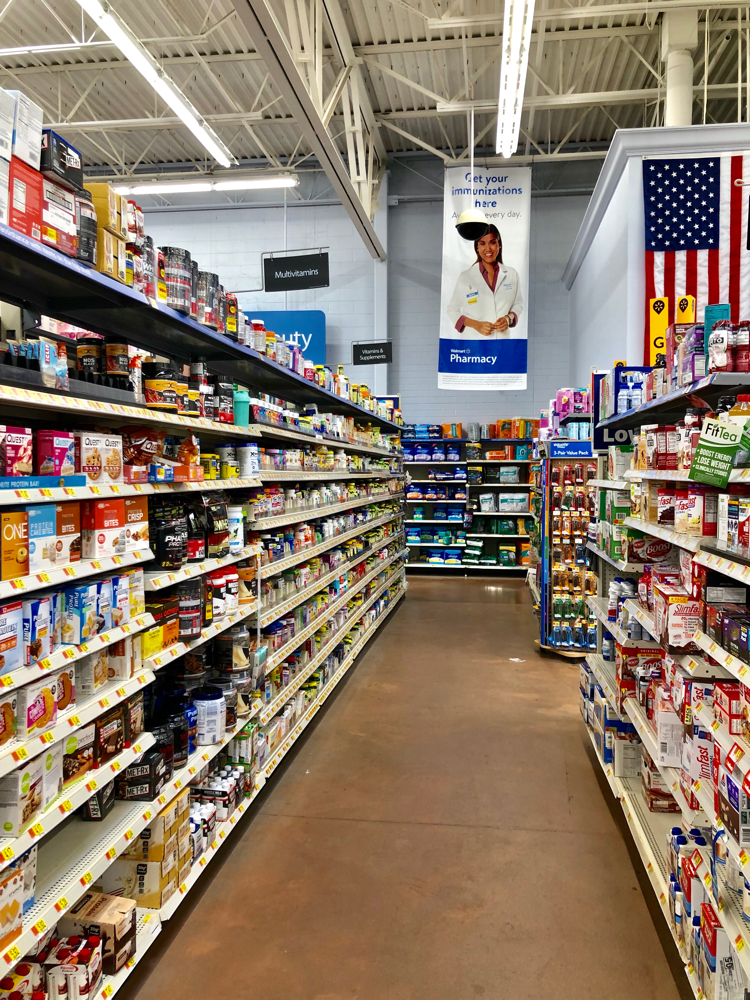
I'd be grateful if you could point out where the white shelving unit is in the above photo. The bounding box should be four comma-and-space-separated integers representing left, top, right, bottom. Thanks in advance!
246, 488, 403, 530
0, 548, 153, 600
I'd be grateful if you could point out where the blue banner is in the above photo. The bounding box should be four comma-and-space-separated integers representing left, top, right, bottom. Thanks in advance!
549, 440, 593, 458
244, 309, 326, 365
438, 338, 527, 376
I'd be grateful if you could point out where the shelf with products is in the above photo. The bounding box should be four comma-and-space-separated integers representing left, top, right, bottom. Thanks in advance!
596, 373, 750, 432
587, 479, 629, 490
585, 541, 645, 574
404, 461, 466, 466
259, 565, 404, 726
466, 533, 529, 539
586, 653, 618, 712
405, 498, 467, 505
258, 470, 397, 482
407, 541, 465, 547
156, 776, 266, 923
401, 438, 532, 444
262, 586, 405, 779
405, 518, 464, 525
467, 483, 533, 489
257, 510, 401, 580
0, 703, 261, 976
0, 548, 154, 601
0, 614, 154, 696
408, 479, 466, 484
252, 423, 400, 458
0, 734, 156, 880
0, 225, 400, 432
407, 562, 526, 572
0, 670, 154, 783
143, 543, 261, 592
0, 384, 262, 441
254, 531, 404, 628
586, 596, 661, 648
141, 600, 260, 673
260, 547, 406, 677
95, 911, 162, 1000
622, 516, 702, 553
0, 478, 253, 505
246, 488, 403, 531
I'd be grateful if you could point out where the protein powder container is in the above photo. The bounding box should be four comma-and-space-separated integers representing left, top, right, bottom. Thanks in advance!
190, 260, 199, 319
105, 337, 130, 377
197, 271, 219, 328
214, 377, 234, 423
141, 236, 156, 297
217, 285, 227, 335
174, 370, 188, 413
193, 686, 226, 744
160, 246, 192, 315
76, 335, 103, 377
142, 360, 178, 411
75, 191, 97, 267
226, 293, 239, 340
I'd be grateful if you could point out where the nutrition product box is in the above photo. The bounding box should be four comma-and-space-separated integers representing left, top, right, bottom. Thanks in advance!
25, 503, 56, 574
653, 583, 701, 650
41, 176, 76, 258
0, 691, 16, 748
40, 129, 83, 191
62, 582, 98, 645
16, 673, 57, 738
36, 431, 75, 477
97, 578, 112, 633
59, 892, 137, 974
125, 567, 145, 617
74, 432, 123, 485
110, 573, 130, 627
0, 427, 32, 478
53, 501, 81, 566
0, 756, 43, 836
0, 868, 23, 951
99, 853, 178, 909
22, 595, 50, 665
6, 91, 43, 169
62, 722, 94, 787
81, 499, 127, 559
76, 649, 108, 699
55, 664, 75, 713
0, 600, 23, 677
0, 509, 27, 580
41, 741, 63, 811
123, 496, 149, 551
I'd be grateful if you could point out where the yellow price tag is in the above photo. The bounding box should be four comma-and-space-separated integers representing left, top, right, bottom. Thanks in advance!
133, 743, 143, 754
110, 760, 121, 772
80, 871, 92, 886
0, 848, 13, 862
142, 810, 152, 821
4, 945, 20, 963
737, 934, 746, 952
174, 779, 181, 789
37, 572, 50, 583
32, 919, 46, 936
0, 676, 14, 688
40, 732, 54, 744
102, 985, 113, 998
106, 847, 117, 860
69, 715, 81, 727
29, 823, 43, 838
54, 896, 68, 913
124, 829, 134, 841
219, 830, 226, 840
115, 687, 126, 698
99, 697, 110, 708
86, 779, 98, 792
12, 747, 28, 762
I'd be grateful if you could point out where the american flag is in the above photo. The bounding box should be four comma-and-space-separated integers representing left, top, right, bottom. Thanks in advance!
643, 154, 749, 329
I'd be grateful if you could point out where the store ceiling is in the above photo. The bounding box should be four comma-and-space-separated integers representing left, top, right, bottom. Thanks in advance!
1, 0, 747, 174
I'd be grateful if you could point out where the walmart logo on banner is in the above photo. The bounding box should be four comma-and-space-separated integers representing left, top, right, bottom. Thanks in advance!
244, 310, 326, 366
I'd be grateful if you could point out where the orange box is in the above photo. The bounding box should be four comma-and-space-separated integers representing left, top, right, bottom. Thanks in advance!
1, 511, 28, 580
486, 448, 510, 461
81, 499, 126, 559
162, 614, 179, 649
171, 464, 204, 483
495, 420, 513, 439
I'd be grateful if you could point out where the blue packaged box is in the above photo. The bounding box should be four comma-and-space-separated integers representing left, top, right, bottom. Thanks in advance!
25, 503, 56, 574
0, 476, 86, 490
62, 583, 98, 645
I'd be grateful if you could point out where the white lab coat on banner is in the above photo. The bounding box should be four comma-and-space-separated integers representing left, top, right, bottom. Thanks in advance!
446, 261, 524, 340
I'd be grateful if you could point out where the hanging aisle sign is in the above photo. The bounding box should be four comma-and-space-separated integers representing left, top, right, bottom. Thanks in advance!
438, 165, 531, 391
263, 252, 329, 291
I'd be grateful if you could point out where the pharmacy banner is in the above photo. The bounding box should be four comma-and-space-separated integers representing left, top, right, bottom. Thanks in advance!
439, 165, 531, 390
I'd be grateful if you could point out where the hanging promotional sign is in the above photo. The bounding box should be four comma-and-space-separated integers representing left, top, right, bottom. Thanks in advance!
438, 165, 531, 391
688, 418, 745, 488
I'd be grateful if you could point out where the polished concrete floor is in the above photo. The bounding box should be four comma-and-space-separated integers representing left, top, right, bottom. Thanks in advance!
125, 576, 684, 1000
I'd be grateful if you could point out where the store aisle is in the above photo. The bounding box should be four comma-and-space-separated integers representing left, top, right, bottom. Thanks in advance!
126, 578, 682, 1000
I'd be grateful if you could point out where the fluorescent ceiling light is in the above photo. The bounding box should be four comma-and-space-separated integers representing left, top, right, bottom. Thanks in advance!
72, 0, 236, 169
114, 176, 298, 196
496, 0, 536, 158
213, 177, 298, 191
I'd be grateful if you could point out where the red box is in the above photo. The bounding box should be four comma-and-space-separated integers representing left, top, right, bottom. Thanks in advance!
41, 176, 76, 257
8, 156, 42, 241
81, 499, 125, 560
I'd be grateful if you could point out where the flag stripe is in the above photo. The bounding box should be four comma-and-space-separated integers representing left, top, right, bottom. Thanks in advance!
730, 154, 743, 321
685, 250, 697, 301
709, 247, 720, 305
664, 253, 676, 325
696, 249, 708, 323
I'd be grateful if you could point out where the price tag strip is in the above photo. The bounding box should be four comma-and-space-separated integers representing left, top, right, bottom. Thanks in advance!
0, 549, 155, 601
246, 488, 404, 532
144, 543, 262, 593
0, 670, 157, 782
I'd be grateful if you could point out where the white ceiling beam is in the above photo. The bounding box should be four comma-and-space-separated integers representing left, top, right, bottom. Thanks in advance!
427, 0, 747, 31
46, 112, 264, 131
230, 0, 385, 259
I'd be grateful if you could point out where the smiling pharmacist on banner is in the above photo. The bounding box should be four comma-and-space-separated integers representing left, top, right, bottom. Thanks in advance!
446, 224, 523, 339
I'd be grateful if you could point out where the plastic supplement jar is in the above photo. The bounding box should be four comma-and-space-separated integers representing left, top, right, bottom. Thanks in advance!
193, 686, 226, 744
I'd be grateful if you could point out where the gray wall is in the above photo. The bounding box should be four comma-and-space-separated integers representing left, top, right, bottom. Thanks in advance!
144, 157, 594, 423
